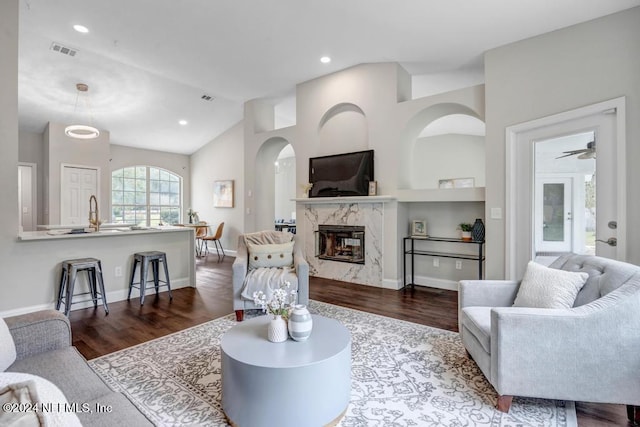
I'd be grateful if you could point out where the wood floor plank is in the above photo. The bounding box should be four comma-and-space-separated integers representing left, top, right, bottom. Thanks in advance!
68, 255, 630, 426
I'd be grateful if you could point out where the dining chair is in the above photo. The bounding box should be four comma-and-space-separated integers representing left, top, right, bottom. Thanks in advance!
202, 222, 225, 261
195, 222, 208, 257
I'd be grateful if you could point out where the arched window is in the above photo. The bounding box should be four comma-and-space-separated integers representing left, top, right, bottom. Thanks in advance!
111, 166, 182, 226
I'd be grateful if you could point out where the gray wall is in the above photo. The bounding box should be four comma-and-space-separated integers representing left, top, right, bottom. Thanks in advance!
484, 7, 640, 278
190, 121, 244, 252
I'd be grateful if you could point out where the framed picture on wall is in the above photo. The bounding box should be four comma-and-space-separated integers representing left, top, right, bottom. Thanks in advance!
214, 180, 234, 208
439, 177, 475, 189
411, 220, 427, 237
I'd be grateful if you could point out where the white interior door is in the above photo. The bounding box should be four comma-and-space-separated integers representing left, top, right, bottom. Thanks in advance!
507, 98, 625, 279
61, 166, 98, 225
535, 177, 573, 253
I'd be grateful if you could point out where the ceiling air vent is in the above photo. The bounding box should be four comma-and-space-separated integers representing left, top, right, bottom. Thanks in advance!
50, 42, 78, 57
201, 94, 214, 101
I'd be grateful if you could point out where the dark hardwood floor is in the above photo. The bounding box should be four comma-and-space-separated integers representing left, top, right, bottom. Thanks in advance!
69, 255, 632, 426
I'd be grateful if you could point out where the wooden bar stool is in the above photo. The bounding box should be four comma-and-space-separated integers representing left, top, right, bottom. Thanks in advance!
56, 258, 109, 316
128, 251, 172, 305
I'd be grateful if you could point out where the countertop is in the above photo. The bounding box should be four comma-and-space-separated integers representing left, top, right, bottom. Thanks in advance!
17, 226, 193, 242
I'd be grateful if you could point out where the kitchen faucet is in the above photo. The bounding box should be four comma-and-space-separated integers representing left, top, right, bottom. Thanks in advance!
89, 195, 100, 232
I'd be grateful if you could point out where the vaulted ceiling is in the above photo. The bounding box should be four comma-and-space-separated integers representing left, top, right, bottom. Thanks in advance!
17, 0, 640, 154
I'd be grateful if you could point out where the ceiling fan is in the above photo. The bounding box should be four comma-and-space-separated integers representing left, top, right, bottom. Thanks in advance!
556, 140, 596, 159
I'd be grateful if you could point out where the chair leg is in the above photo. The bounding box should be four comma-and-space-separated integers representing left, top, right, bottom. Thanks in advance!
496, 395, 513, 413
216, 240, 225, 261
140, 258, 149, 306
56, 267, 67, 310
65, 267, 77, 317
152, 260, 160, 294
235, 310, 244, 322
128, 259, 138, 301
96, 261, 109, 314
88, 267, 98, 308
161, 255, 172, 300
627, 405, 640, 424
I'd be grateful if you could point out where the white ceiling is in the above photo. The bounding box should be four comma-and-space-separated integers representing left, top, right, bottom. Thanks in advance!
17, 0, 640, 155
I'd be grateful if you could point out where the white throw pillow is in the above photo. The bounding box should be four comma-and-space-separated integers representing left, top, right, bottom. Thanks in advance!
0, 319, 17, 371
248, 241, 295, 269
0, 372, 82, 426
513, 261, 588, 309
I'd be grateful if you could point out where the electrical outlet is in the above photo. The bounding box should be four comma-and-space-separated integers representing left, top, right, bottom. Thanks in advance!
455, 260, 462, 270
115, 266, 122, 277
433, 258, 439, 267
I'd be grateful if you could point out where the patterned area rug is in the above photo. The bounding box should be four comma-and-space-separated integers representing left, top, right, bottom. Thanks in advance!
89, 300, 577, 426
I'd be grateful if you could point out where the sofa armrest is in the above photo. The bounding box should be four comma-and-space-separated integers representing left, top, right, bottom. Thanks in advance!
294, 246, 309, 305
232, 238, 249, 310
232, 246, 248, 288
458, 280, 520, 309
4, 310, 71, 360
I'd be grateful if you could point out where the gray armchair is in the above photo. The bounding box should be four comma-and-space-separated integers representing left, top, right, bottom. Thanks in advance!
458, 253, 640, 417
232, 231, 309, 321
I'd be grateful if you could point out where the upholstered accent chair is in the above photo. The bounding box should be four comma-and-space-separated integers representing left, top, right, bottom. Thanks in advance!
232, 230, 309, 321
459, 253, 640, 418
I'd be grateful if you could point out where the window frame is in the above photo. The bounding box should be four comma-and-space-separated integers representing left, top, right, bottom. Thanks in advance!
111, 166, 183, 226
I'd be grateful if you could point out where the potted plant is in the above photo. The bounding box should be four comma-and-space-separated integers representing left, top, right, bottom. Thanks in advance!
187, 208, 198, 224
459, 223, 473, 241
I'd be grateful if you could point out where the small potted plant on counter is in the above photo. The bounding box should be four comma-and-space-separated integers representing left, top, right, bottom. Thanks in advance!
459, 223, 473, 241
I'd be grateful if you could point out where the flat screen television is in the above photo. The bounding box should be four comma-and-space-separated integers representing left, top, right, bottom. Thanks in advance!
308, 149, 374, 197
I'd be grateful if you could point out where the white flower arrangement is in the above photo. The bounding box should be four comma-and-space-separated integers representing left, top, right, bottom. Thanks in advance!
186, 208, 198, 223
253, 281, 297, 319
300, 183, 313, 195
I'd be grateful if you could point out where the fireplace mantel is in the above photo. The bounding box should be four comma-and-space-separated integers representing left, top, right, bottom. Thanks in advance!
293, 195, 395, 204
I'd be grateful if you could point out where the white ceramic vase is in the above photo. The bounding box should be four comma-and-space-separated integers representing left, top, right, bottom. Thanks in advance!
267, 315, 288, 343
288, 304, 313, 342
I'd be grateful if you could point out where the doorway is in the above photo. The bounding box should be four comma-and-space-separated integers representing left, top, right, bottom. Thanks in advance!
61, 165, 99, 225
18, 163, 37, 231
274, 144, 296, 226
533, 131, 596, 264
506, 97, 626, 279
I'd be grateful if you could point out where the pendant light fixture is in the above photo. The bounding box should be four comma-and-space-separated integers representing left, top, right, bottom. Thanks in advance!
65, 83, 100, 139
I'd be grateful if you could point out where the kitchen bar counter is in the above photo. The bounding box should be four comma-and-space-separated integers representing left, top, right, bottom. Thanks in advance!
4, 225, 196, 316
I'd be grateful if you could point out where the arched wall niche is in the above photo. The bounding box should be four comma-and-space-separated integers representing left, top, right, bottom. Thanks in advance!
398, 103, 484, 189
413, 114, 486, 189
254, 136, 294, 231
317, 103, 368, 156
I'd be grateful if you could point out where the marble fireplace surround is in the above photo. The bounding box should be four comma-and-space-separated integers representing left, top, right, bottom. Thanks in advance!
296, 196, 393, 287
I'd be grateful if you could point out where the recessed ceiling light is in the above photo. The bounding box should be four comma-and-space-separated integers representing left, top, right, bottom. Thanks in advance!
73, 24, 89, 34
179, 120, 188, 126
320, 56, 331, 64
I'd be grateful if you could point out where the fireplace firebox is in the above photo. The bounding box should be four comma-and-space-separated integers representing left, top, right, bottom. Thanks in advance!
315, 225, 365, 264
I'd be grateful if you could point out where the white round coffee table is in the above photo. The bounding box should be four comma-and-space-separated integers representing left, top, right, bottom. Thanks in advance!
221, 314, 351, 427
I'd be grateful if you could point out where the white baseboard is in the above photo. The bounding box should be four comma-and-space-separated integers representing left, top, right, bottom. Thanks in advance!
382, 278, 403, 290
0, 277, 193, 318
405, 275, 459, 291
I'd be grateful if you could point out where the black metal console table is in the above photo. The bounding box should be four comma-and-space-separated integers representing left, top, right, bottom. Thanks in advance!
403, 236, 485, 289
